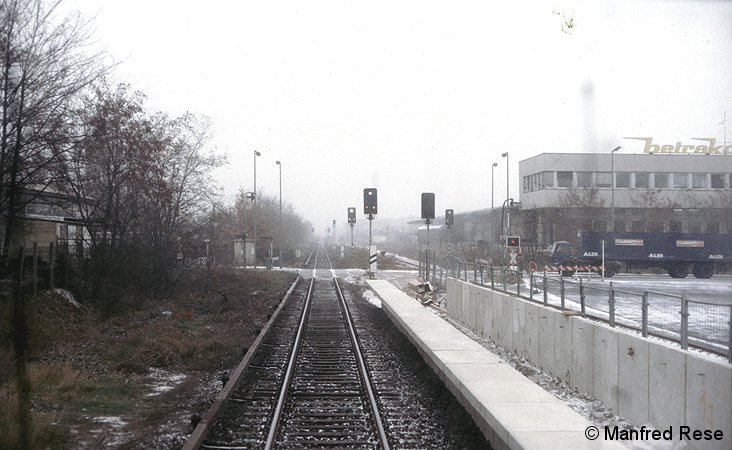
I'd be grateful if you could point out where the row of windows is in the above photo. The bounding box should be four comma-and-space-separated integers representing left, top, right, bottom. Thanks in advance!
523, 171, 732, 192
24, 202, 72, 217
577, 219, 722, 234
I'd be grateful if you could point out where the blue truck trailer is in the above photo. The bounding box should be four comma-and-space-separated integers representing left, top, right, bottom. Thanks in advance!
547, 231, 731, 278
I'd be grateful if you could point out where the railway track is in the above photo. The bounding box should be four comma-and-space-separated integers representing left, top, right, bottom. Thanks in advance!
184, 243, 489, 449
186, 244, 388, 449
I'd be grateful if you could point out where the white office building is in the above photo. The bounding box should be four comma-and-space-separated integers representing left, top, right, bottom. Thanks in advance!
518, 153, 732, 246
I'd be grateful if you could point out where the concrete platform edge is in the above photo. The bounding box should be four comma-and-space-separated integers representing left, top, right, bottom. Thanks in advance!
366, 279, 625, 450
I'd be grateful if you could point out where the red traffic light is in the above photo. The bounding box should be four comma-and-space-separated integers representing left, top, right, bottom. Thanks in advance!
505, 236, 521, 248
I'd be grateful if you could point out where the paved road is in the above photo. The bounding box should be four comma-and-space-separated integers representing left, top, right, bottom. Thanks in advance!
569, 273, 732, 305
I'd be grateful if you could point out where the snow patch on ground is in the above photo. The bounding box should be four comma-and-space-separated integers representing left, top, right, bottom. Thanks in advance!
92, 416, 127, 427
361, 290, 382, 308
86, 416, 130, 448
145, 368, 186, 397
53, 288, 81, 308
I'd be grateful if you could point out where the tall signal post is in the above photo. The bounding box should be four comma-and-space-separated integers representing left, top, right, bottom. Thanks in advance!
364, 188, 377, 278
445, 208, 454, 259
347, 207, 356, 265
421, 193, 435, 281
347, 207, 356, 246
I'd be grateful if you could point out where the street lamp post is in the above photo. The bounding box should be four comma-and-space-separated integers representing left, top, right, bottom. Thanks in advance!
491, 162, 498, 262
253, 150, 261, 267
501, 152, 509, 201
610, 146, 621, 231
276, 160, 282, 268
501, 152, 509, 245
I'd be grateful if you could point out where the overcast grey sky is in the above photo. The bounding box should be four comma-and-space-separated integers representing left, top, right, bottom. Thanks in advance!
64, 0, 732, 230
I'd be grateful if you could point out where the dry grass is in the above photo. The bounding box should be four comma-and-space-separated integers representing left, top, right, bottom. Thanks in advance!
1, 267, 297, 449
0, 381, 66, 450
27, 361, 80, 393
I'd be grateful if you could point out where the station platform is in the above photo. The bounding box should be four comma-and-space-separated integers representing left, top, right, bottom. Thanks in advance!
366, 279, 625, 450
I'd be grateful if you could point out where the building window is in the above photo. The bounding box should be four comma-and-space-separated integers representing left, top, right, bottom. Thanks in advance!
542, 171, 554, 188
615, 172, 631, 188
631, 221, 645, 231
635, 173, 650, 188
711, 173, 725, 189
669, 221, 683, 232
557, 171, 572, 188
525, 172, 556, 191
707, 222, 720, 233
653, 172, 669, 188
648, 221, 664, 232
672, 173, 688, 189
596, 172, 611, 187
577, 172, 592, 188
691, 173, 707, 189
592, 220, 608, 231
688, 220, 702, 233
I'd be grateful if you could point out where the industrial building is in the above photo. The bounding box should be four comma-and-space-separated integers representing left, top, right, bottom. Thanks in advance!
406, 152, 732, 263
518, 153, 732, 247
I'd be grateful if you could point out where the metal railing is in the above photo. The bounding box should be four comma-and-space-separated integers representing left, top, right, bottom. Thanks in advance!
420, 251, 732, 363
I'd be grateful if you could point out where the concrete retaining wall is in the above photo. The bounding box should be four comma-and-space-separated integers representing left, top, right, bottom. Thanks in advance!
446, 278, 732, 450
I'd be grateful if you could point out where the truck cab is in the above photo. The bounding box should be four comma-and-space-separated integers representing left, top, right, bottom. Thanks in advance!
548, 241, 574, 265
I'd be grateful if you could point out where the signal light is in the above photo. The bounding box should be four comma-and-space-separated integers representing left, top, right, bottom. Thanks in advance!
421, 193, 435, 220
506, 236, 521, 248
347, 207, 356, 224
364, 188, 377, 215
445, 209, 454, 227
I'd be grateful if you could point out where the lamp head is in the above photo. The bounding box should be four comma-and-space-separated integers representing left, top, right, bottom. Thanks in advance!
276, 160, 281, 165
492, 162, 498, 167
255, 150, 261, 156
501, 152, 508, 157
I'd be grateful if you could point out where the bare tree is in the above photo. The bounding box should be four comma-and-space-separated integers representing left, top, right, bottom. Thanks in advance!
131, 111, 225, 249
0, 0, 107, 266
61, 82, 147, 250
542, 187, 607, 243
60, 81, 227, 294
206, 189, 312, 265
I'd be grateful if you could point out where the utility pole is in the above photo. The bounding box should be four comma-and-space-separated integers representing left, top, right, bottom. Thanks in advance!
276, 160, 282, 267
491, 161, 498, 262
253, 150, 260, 267
610, 146, 621, 231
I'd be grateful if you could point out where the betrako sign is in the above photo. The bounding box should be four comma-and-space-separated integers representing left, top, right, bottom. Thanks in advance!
624, 137, 732, 155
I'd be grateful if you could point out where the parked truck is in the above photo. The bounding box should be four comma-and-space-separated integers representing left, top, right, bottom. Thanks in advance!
541, 231, 731, 279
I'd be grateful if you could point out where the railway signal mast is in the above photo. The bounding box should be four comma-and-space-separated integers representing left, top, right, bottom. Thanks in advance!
421, 193, 435, 281
347, 207, 356, 246
445, 209, 454, 258
363, 188, 377, 278
347, 207, 356, 264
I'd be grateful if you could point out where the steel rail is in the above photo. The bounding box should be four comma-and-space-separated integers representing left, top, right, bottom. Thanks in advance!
265, 244, 390, 449
325, 248, 391, 450
183, 276, 301, 450
263, 248, 318, 449
303, 244, 317, 268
